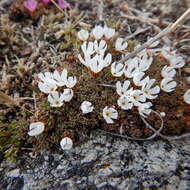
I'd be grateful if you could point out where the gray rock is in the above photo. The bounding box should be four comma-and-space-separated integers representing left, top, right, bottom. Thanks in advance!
6, 169, 20, 177
1, 131, 190, 190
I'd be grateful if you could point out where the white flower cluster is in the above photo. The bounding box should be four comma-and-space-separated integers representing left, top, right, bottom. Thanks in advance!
160, 47, 184, 92
38, 69, 77, 107
78, 25, 128, 75
77, 25, 188, 123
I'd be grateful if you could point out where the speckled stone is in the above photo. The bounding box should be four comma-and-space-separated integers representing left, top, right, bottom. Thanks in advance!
1, 131, 190, 190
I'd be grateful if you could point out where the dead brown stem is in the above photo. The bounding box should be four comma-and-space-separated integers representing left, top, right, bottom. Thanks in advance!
119, 8, 190, 64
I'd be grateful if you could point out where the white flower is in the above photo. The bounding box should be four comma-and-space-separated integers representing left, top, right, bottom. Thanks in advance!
160, 78, 177, 92
78, 41, 95, 68
138, 102, 152, 118
38, 72, 54, 83
138, 52, 153, 72
161, 66, 176, 78
133, 72, 149, 87
115, 38, 128, 51
81, 41, 95, 56
78, 53, 91, 68
116, 80, 131, 96
28, 122, 45, 136
90, 53, 112, 73
89, 54, 104, 73
60, 137, 73, 150
38, 81, 57, 94
111, 62, 124, 77
142, 78, 160, 99
169, 56, 185, 68
77, 29, 89, 41
80, 101, 94, 114
162, 48, 185, 68
53, 69, 68, 87
103, 25, 115, 39
131, 90, 146, 106
48, 91, 64, 107
183, 89, 190, 104
65, 76, 77, 88
160, 112, 166, 117
117, 95, 133, 110
124, 58, 139, 78
103, 106, 118, 124
92, 25, 104, 40
61, 88, 74, 102
100, 53, 112, 68
94, 40, 107, 54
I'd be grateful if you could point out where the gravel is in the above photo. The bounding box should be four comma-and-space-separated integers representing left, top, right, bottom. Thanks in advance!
1, 131, 190, 190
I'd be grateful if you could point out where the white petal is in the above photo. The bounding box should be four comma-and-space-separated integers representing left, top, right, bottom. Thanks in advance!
28, 122, 45, 136
60, 137, 73, 150
61, 89, 74, 102
92, 25, 104, 40
77, 29, 89, 41
115, 38, 128, 51
80, 101, 94, 114
184, 89, 190, 104
117, 95, 133, 110
160, 78, 177, 92
103, 25, 115, 39
161, 66, 176, 78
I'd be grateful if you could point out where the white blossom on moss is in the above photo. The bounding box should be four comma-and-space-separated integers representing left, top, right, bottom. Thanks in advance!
115, 38, 128, 51
133, 72, 149, 87
124, 58, 139, 78
62, 88, 74, 102
131, 90, 146, 106
28, 122, 45, 136
81, 41, 95, 56
103, 25, 115, 39
38, 81, 57, 94
77, 29, 89, 41
116, 80, 131, 96
101, 53, 112, 68
92, 25, 104, 40
48, 91, 64, 107
138, 52, 153, 72
111, 62, 124, 77
162, 48, 185, 68
38, 72, 54, 82
53, 69, 68, 87
160, 78, 177, 92
117, 95, 133, 110
138, 102, 152, 118
89, 54, 104, 74
183, 89, 190, 104
60, 137, 73, 150
65, 76, 77, 88
169, 56, 185, 68
142, 78, 160, 99
103, 106, 118, 124
80, 101, 94, 114
94, 40, 107, 54
161, 66, 176, 78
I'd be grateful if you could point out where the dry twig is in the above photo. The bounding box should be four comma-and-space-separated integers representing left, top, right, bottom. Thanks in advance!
119, 8, 190, 64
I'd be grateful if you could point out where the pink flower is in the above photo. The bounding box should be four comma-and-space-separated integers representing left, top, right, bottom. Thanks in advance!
24, 0, 38, 12
42, 0, 51, 4
57, 0, 70, 9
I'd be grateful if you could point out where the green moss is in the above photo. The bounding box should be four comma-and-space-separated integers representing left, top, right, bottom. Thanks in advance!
0, 120, 27, 161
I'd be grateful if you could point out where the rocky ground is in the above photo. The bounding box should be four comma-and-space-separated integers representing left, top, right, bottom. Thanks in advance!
1, 131, 190, 190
